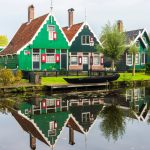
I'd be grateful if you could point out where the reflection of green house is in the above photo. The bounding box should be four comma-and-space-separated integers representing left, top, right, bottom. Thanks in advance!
0, 5, 69, 71
11, 96, 104, 149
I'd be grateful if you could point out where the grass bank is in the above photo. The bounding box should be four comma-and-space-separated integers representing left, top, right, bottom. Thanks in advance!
117, 73, 150, 82
41, 73, 150, 85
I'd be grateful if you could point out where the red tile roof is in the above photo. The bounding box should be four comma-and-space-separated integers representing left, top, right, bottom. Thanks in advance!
62, 22, 84, 42
0, 14, 48, 55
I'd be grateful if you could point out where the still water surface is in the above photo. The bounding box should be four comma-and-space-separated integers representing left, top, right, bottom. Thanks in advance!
0, 86, 150, 150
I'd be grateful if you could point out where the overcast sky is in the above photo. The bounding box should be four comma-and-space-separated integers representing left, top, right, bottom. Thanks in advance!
0, 0, 150, 40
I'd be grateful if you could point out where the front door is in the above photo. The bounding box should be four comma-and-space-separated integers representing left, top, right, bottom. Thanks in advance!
61, 50, 67, 70
33, 49, 40, 70
83, 56, 89, 71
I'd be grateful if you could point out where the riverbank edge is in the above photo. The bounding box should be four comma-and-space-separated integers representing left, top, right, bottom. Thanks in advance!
0, 79, 150, 95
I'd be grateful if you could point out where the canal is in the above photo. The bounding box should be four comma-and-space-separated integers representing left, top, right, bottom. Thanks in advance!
0, 86, 150, 150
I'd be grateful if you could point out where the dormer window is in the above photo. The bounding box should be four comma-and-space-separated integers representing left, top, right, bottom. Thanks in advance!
47, 25, 57, 40
81, 35, 90, 45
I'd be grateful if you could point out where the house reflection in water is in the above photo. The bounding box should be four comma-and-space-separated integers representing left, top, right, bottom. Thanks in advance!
126, 87, 150, 122
11, 96, 104, 149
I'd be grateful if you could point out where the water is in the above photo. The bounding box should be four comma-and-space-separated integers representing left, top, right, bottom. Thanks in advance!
0, 86, 150, 150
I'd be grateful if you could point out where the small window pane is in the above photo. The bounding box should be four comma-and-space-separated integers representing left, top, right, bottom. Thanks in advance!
71, 56, 78, 65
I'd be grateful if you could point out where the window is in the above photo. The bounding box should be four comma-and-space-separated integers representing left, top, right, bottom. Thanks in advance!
135, 53, 140, 64
33, 49, 40, 61
126, 53, 132, 65
82, 112, 90, 122
47, 25, 56, 40
93, 54, 100, 65
46, 99, 55, 106
70, 56, 78, 65
46, 49, 55, 63
141, 53, 145, 64
81, 35, 90, 45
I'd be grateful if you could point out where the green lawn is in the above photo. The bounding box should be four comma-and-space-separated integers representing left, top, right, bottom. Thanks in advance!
41, 73, 150, 85
117, 73, 150, 81
41, 76, 87, 85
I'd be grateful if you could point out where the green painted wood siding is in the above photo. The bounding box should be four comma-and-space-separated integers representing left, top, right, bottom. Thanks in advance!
70, 25, 99, 52
0, 55, 18, 69
18, 15, 69, 71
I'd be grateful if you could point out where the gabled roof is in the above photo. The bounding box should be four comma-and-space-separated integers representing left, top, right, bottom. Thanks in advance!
63, 22, 101, 46
0, 14, 48, 55
62, 22, 84, 42
125, 29, 144, 44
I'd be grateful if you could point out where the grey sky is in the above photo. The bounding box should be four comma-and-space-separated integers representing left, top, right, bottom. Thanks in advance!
0, 0, 150, 40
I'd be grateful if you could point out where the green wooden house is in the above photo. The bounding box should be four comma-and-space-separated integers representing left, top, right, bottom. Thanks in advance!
63, 8, 104, 71
0, 5, 69, 71
116, 21, 150, 71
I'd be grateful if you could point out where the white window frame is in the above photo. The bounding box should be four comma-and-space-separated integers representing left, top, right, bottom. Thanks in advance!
47, 25, 55, 40
82, 112, 90, 122
70, 54, 78, 65
135, 53, 140, 65
93, 53, 100, 65
46, 49, 55, 63
141, 53, 145, 65
81, 35, 90, 45
126, 53, 133, 66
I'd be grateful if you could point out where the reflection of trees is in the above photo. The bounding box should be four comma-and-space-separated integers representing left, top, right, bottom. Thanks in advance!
0, 98, 16, 114
100, 104, 126, 141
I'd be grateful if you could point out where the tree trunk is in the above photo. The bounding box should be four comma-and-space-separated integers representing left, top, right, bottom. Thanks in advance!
111, 60, 115, 71
132, 55, 135, 76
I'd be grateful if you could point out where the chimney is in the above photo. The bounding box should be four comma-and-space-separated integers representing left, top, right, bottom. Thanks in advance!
69, 127, 75, 145
117, 20, 123, 32
28, 5, 34, 22
68, 8, 74, 28
30, 134, 36, 150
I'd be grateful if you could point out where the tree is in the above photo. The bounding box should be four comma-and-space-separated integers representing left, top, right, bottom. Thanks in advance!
97, 22, 126, 70
128, 43, 139, 76
0, 69, 15, 85
0, 35, 8, 47
99, 104, 126, 141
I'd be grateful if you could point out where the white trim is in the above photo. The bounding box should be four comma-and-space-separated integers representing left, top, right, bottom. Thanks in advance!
32, 49, 41, 70
126, 53, 133, 66
81, 35, 90, 45
135, 53, 140, 65
46, 49, 56, 63
69, 22, 102, 47
17, 13, 69, 55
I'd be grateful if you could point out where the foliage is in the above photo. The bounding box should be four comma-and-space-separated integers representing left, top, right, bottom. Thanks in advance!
0, 35, 8, 46
0, 69, 15, 85
128, 44, 139, 76
97, 22, 126, 70
15, 70, 23, 81
99, 104, 126, 141
59, 68, 67, 75
127, 69, 146, 73
146, 63, 150, 73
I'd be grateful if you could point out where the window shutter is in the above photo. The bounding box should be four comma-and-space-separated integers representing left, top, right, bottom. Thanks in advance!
41, 54, 47, 63
41, 99, 47, 109
56, 100, 60, 108
101, 56, 104, 65
53, 32, 57, 40
78, 56, 82, 65
55, 54, 60, 63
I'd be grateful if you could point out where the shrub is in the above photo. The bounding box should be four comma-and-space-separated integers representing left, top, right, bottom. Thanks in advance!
127, 69, 146, 73
15, 70, 23, 81
0, 69, 15, 85
146, 63, 150, 73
